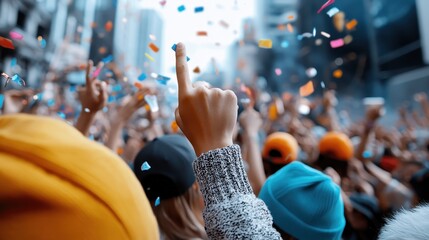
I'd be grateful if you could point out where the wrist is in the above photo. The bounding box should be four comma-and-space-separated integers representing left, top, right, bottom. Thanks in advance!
195, 139, 234, 156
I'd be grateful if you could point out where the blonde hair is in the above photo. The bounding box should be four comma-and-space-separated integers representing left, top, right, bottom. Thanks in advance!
152, 184, 207, 240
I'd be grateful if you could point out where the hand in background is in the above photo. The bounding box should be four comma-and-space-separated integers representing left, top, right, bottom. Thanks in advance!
239, 107, 262, 136
2, 89, 35, 114
174, 43, 237, 156
78, 60, 107, 113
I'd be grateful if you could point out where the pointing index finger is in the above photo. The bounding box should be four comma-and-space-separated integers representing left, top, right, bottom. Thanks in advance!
175, 43, 191, 97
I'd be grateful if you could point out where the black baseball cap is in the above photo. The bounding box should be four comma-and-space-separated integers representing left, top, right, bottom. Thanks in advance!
133, 135, 196, 201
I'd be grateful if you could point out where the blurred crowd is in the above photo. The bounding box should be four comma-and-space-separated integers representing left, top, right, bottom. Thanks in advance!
1, 43, 429, 240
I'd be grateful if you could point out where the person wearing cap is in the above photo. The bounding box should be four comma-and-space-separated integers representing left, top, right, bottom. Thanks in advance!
262, 131, 299, 176
133, 135, 207, 240
259, 161, 346, 240
0, 114, 158, 240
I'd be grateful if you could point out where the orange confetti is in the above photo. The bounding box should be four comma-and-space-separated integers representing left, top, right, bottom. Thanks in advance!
149, 42, 159, 52
171, 121, 179, 133
104, 21, 113, 32
277, 24, 286, 31
0, 37, 15, 50
117, 147, 124, 155
134, 82, 143, 89
98, 47, 107, 54
346, 19, 358, 31
193, 67, 201, 73
287, 23, 294, 33
268, 103, 278, 121
333, 69, 343, 78
299, 81, 314, 97
258, 39, 272, 49
197, 31, 208, 36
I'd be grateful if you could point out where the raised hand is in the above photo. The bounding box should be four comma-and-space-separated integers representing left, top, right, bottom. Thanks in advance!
2, 89, 35, 114
174, 43, 237, 156
78, 60, 107, 113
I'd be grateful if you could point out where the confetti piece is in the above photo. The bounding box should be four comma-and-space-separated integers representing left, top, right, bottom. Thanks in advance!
333, 69, 343, 78
346, 19, 358, 30
317, 0, 335, 14
258, 39, 272, 49
281, 41, 289, 48
103, 106, 108, 112
219, 20, 229, 28
57, 112, 66, 119
105, 21, 113, 32
0, 37, 15, 49
156, 74, 171, 85
306, 68, 318, 78
299, 81, 314, 97
112, 84, 122, 92
197, 31, 208, 36
326, 7, 340, 17
141, 161, 151, 171
83, 108, 90, 113
330, 38, 344, 48
159, 0, 167, 6
0, 94, 4, 109
145, 53, 155, 62
321, 31, 331, 38
9, 31, 23, 40
344, 35, 353, 44
148, 42, 159, 53
194, 6, 204, 13
11, 58, 17, 68
11, 74, 25, 86
39, 38, 47, 48
92, 67, 102, 78
277, 24, 286, 31
98, 47, 107, 54
171, 44, 190, 61
178, 5, 185, 12
287, 15, 295, 20
138, 73, 147, 81
321, 81, 326, 88
313, 28, 316, 37
155, 196, 161, 206
134, 82, 143, 89
193, 67, 201, 73
275, 68, 282, 76
298, 33, 313, 39
144, 95, 159, 112
102, 55, 113, 63
47, 99, 55, 107
287, 23, 294, 33
149, 34, 156, 41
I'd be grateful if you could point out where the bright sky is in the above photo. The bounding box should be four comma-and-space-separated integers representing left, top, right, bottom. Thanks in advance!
136, 0, 256, 79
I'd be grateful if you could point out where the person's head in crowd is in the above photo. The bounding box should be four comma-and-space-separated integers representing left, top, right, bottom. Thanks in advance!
133, 135, 207, 240
0, 114, 158, 239
262, 132, 299, 176
315, 131, 354, 177
343, 193, 382, 239
410, 167, 429, 203
379, 204, 429, 240
259, 161, 345, 240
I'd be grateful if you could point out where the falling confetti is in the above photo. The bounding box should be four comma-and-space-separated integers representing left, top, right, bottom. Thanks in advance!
98, 47, 107, 54
219, 20, 229, 28
11, 74, 25, 86
197, 31, 208, 36
321, 31, 331, 38
105, 21, 113, 32
287, 23, 294, 33
38, 37, 47, 48
9, 31, 23, 40
145, 53, 155, 62
102, 55, 113, 63
317, 0, 335, 14
299, 81, 314, 97
346, 19, 358, 30
144, 95, 159, 112
305, 68, 318, 78
57, 112, 66, 119
149, 34, 156, 41
92, 67, 102, 78
156, 74, 171, 85
321, 81, 326, 88
84, 108, 90, 113
0, 94, 4, 109
149, 42, 159, 53
313, 28, 316, 37
134, 82, 143, 89
159, 0, 167, 7
138, 73, 147, 81
258, 39, 272, 49
344, 35, 353, 44
194, 6, 204, 13
275, 68, 282, 76
281, 41, 289, 48
11, 58, 17, 68
171, 44, 190, 61
141, 161, 151, 171
155, 197, 161, 206
0, 37, 15, 49
330, 38, 345, 48
326, 7, 340, 17
333, 69, 343, 78
193, 67, 201, 73
177, 5, 186, 12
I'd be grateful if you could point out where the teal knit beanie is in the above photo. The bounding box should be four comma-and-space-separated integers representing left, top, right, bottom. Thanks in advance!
259, 161, 345, 240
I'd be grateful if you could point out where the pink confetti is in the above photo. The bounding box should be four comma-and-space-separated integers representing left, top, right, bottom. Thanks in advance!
275, 68, 282, 76
92, 67, 102, 78
9, 31, 23, 40
330, 38, 344, 48
317, 0, 335, 14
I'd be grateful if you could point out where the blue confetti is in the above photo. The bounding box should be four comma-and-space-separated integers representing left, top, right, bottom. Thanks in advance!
11, 74, 25, 86
47, 99, 56, 107
112, 84, 122, 92
11, 58, 17, 68
0, 94, 4, 109
108, 95, 116, 103
177, 5, 185, 12
69, 85, 76, 92
39, 39, 47, 48
281, 41, 289, 48
89, 134, 95, 140
102, 55, 113, 63
327, 7, 340, 17
102, 106, 109, 112
194, 6, 204, 13
362, 151, 373, 159
138, 73, 147, 81
171, 44, 190, 61
57, 112, 66, 119
141, 161, 151, 171
154, 196, 161, 207
156, 74, 171, 85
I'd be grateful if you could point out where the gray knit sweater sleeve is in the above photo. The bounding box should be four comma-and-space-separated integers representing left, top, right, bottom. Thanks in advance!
193, 145, 281, 240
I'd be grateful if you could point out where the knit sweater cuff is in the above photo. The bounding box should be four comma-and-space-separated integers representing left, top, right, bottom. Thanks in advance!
193, 145, 253, 205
